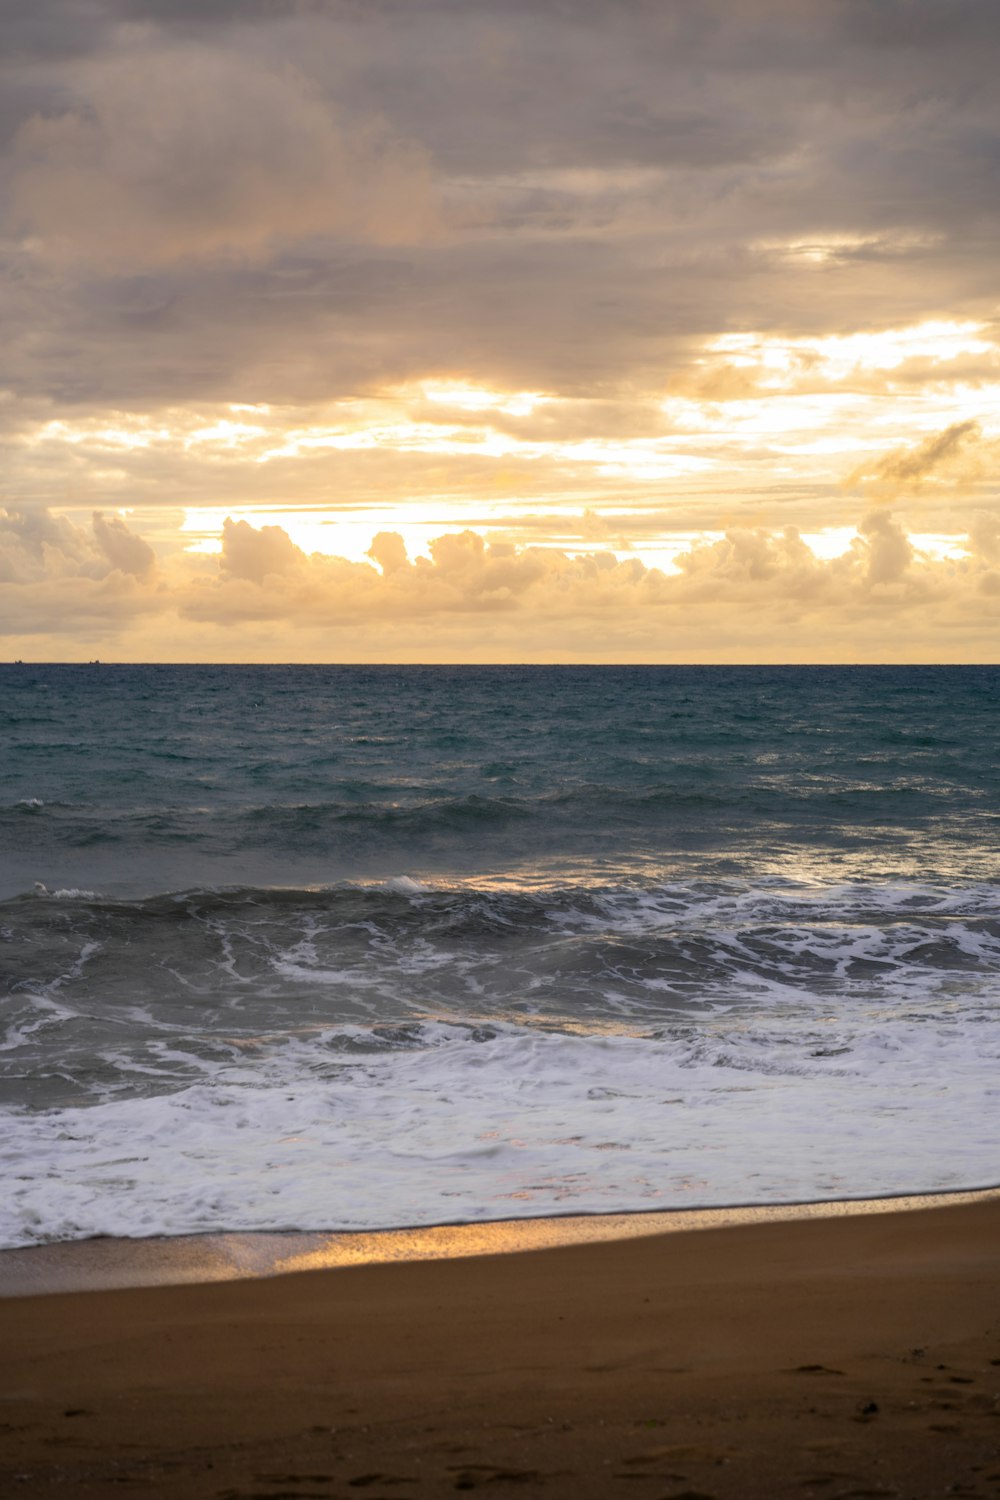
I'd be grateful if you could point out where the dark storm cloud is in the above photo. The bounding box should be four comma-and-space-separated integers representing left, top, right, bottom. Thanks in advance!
0, 0, 998, 414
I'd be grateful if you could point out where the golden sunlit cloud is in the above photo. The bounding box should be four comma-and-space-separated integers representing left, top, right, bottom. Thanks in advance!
2, 2, 998, 663
2, 502, 997, 666
756, 232, 944, 266
419, 381, 550, 416
710, 320, 993, 380
16, 317, 999, 519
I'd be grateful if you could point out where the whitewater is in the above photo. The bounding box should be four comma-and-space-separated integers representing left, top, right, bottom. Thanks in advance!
1, 664, 998, 1247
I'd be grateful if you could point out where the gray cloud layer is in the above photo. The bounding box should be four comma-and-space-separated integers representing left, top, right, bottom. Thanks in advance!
1, 0, 998, 662
2, 0, 998, 410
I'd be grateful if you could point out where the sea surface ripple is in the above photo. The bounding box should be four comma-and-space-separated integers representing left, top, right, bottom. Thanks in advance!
1, 664, 997, 1246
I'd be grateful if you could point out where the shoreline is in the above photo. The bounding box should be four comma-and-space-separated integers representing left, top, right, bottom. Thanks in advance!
2, 1192, 998, 1498
3, 1182, 998, 1297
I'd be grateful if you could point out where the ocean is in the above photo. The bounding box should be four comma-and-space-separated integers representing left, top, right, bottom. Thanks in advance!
1, 663, 998, 1248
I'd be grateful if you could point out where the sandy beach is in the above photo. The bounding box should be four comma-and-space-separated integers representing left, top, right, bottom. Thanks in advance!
2, 1196, 999, 1499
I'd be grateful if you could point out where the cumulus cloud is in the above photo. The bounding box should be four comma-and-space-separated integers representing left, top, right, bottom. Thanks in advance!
967, 511, 1000, 564
368, 531, 409, 575
0, 506, 155, 583
673, 526, 823, 596
220, 517, 304, 584
2, 508, 998, 660
0, 506, 161, 635
91, 511, 156, 577
192, 510, 992, 633
671, 510, 940, 601
852, 509, 914, 588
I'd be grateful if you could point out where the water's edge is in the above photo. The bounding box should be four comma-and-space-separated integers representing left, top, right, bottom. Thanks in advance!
4, 1185, 998, 1300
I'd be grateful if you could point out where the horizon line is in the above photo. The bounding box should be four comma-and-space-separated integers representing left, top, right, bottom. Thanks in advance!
4, 661, 999, 670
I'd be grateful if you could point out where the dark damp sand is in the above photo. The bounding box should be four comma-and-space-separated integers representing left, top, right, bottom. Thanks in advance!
2, 1198, 999, 1499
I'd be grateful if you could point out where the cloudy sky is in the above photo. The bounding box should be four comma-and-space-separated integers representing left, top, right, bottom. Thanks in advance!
1, 0, 998, 661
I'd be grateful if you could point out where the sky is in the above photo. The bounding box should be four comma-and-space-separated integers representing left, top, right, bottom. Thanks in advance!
1, 0, 998, 662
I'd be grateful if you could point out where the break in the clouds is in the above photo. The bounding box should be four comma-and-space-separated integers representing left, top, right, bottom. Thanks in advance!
1, 0, 998, 660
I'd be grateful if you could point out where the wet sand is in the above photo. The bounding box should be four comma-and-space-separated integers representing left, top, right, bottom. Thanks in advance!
2, 1196, 999, 1498
4, 1189, 998, 1298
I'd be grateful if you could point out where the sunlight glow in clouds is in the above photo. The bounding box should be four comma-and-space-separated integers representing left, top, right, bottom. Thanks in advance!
180, 507, 716, 572
756, 232, 944, 265
662, 319, 1000, 462
18, 317, 998, 491
419, 382, 550, 417
2, 1, 999, 660
181, 508, 445, 567
179, 508, 976, 577
4, 500, 998, 666
709, 320, 993, 381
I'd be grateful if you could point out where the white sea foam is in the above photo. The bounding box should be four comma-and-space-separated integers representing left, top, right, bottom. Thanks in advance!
31, 882, 101, 901
3, 666, 998, 1249
1, 1014, 997, 1248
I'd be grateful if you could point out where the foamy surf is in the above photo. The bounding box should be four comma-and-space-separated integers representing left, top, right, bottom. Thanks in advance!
2, 1013, 997, 1248
3, 664, 999, 1247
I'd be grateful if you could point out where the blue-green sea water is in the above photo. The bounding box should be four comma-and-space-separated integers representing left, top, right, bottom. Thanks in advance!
1, 664, 998, 1246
